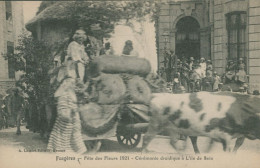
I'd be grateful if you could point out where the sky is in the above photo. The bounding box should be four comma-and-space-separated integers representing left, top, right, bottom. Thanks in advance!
23, 1, 41, 24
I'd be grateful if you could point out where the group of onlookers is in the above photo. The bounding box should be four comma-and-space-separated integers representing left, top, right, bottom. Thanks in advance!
159, 54, 227, 93
0, 87, 25, 132
158, 51, 252, 94
225, 58, 248, 85
47, 29, 142, 154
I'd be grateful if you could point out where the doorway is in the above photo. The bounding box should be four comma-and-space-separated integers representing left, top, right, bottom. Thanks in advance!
175, 16, 200, 61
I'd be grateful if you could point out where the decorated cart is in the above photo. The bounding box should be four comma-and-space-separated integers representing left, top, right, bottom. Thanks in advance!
78, 55, 154, 149
50, 55, 161, 150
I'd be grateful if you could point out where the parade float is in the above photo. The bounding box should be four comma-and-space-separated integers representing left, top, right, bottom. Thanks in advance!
49, 54, 169, 149
7, 1, 166, 142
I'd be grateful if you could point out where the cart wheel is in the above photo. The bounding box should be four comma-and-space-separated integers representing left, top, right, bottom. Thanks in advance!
117, 132, 141, 149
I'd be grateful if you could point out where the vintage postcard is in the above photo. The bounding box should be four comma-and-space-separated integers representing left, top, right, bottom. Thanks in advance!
0, 0, 260, 168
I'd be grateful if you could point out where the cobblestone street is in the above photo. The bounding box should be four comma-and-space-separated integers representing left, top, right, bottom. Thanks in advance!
1, 126, 260, 168
1, 126, 260, 154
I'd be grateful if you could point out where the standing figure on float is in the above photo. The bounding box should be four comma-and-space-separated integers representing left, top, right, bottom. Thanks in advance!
67, 29, 89, 82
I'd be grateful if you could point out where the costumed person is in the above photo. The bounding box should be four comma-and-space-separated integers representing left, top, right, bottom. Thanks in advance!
206, 62, 213, 78
9, 87, 24, 135
236, 58, 248, 85
213, 71, 221, 92
203, 71, 213, 91
238, 57, 246, 70
160, 67, 167, 80
225, 60, 236, 83
54, 55, 61, 68
180, 60, 190, 92
172, 73, 180, 93
175, 59, 182, 81
67, 29, 89, 82
206, 59, 213, 71
170, 50, 178, 79
194, 59, 200, 67
172, 59, 182, 92
84, 33, 102, 59
190, 66, 201, 92
189, 57, 195, 70
200, 57, 207, 78
47, 64, 87, 154
163, 50, 172, 82
99, 42, 114, 56
122, 40, 139, 57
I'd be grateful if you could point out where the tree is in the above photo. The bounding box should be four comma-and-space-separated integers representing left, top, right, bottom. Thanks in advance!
33, 1, 162, 39
4, 32, 56, 135
5, 0, 165, 137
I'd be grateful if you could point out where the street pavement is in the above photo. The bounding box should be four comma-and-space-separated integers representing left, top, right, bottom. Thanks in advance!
1, 126, 260, 168
1, 126, 260, 155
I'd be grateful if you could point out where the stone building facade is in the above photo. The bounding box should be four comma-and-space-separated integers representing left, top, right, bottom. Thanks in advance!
157, 0, 260, 91
0, 1, 24, 94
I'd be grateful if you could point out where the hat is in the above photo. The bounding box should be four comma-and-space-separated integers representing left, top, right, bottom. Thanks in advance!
206, 71, 211, 75
206, 60, 212, 63
239, 58, 243, 61
179, 86, 186, 91
190, 57, 194, 61
90, 23, 101, 31
200, 57, 205, 60
243, 83, 248, 88
253, 90, 260, 95
213, 71, 217, 75
125, 40, 133, 45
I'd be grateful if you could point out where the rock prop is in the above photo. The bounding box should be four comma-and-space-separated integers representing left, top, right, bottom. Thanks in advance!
127, 76, 151, 104
54, 55, 153, 137
95, 74, 126, 104
79, 103, 119, 136
89, 55, 151, 77
145, 73, 170, 93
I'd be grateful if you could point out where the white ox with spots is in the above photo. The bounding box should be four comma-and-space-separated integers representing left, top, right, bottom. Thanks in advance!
142, 92, 260, 153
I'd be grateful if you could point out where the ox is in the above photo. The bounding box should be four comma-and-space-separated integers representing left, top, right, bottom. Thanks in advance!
142, 92, 260, 153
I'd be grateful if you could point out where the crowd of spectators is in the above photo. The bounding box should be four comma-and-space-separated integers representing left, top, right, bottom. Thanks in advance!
158, 51, 249, 94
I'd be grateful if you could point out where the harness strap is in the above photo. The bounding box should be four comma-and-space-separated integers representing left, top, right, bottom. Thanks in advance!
75, 63, 80, 79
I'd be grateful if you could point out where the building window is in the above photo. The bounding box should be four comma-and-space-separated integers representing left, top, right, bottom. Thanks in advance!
175, 16, 200, 60
226, 12, 246, 62
207, 0, 210, 23
5, 1, 12, 21
7, 41, 15, 79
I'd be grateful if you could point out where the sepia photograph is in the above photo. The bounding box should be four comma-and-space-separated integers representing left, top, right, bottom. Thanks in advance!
0, 0, 260, 168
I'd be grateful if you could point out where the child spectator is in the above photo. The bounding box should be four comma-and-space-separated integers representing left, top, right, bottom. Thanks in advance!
236, 58, 248, 85
200, 57, 207, 78
206, 65, 213, 78
206, 60, 213, 72
203, 71, 213, 91
213, 71, 221, 92
190, 66, 201, 92
189, 57, 194, 70
100, 42, 114, 56
225, 60, 236, 82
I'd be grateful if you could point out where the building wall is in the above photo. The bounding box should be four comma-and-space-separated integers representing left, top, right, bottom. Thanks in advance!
248, 0, 260, 91
0, 1, 24, 94
211, 0, 260, 91
157, 0, 210, 70
157, 0, 260, 91
211, 0, 249, 74
0, 2, 8, 80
